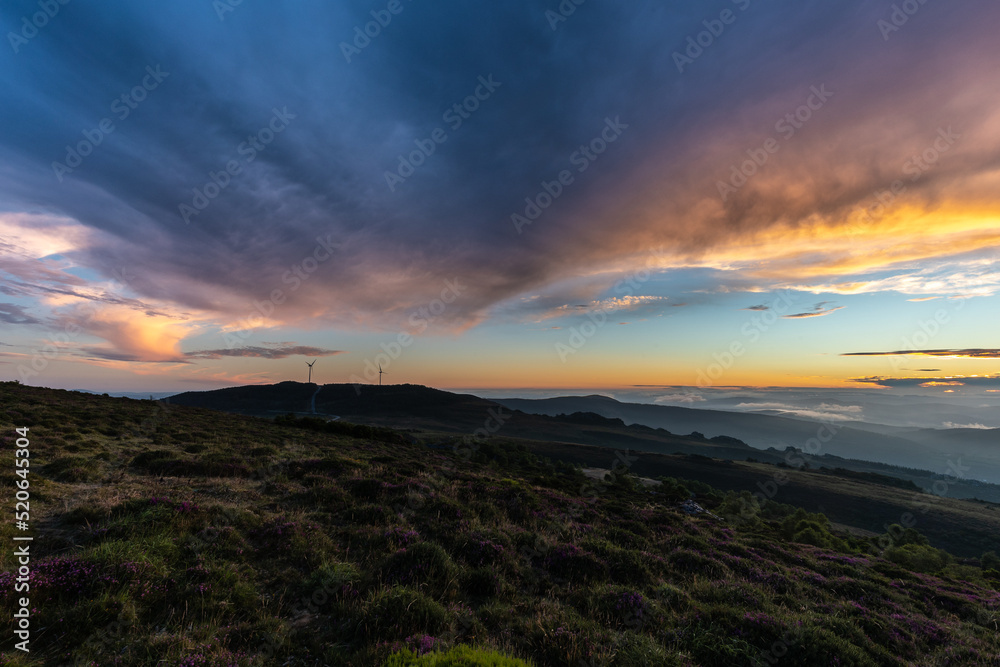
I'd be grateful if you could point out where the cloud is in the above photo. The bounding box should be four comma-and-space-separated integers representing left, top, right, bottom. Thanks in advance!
742, 305, 770, 311
943, 422, 992, 430
733, 401, 863, 422
783, 303, 845, 319
0, 303, 41, 325
653, 393, 706, 404
0, 0, 998, 366
852, 375, 1000, 389
843, 349, 1000, 359
57, 304, 192, 363
520, 294, 672, 323
776, 258, 1000, 300
186, 344, 344, 360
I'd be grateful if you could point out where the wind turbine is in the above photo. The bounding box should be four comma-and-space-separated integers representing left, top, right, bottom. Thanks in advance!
306, 359, 317, 384
378, 363, 385, 386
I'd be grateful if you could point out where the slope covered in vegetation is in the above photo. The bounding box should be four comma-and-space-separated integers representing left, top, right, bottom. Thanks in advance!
0, 382, 998, 666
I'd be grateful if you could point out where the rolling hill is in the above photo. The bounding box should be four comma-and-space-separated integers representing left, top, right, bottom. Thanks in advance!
1, 381, 999, 666
167, 383, 1000, 503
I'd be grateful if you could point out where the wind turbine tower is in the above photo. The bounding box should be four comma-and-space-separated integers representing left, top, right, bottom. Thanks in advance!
306, 359, 317, 384
378, 363, 385, 386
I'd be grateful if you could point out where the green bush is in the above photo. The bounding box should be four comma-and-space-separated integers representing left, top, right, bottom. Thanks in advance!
885, 544, 952, 573
384, 645, 533, 666
364, 587, 449, 640
780, 508, 849, 550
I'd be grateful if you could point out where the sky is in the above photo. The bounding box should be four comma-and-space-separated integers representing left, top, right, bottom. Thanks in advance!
1, 0, 999, 395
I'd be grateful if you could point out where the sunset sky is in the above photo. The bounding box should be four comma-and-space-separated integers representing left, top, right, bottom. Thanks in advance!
1, 0, 999, 393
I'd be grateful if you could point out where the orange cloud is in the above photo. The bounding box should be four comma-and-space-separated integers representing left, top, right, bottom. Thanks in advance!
843, 349, 1000, 359
74, 306, 190, 362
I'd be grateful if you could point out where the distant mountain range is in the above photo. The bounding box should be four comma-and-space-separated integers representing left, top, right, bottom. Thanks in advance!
496, 394, 1000, 485
166, 382, 1000, 499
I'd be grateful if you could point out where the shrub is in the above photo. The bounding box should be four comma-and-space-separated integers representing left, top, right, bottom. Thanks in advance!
778, 508, 851, 551
885, 544, 951, 573
383, 644, 533, 666
380, 542, 459, 594
363, 587, 449, 640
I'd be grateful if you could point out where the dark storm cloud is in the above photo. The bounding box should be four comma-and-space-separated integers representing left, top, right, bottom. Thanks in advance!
76, 347, 181, 363
2, 0, 999, 335
187, 345, 344, 360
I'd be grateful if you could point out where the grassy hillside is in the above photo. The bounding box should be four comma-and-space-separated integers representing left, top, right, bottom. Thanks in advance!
1, 382, 999, 666
497, 440, 1000, 559
170, 383, 1000, 503
169, 383, 766, 460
